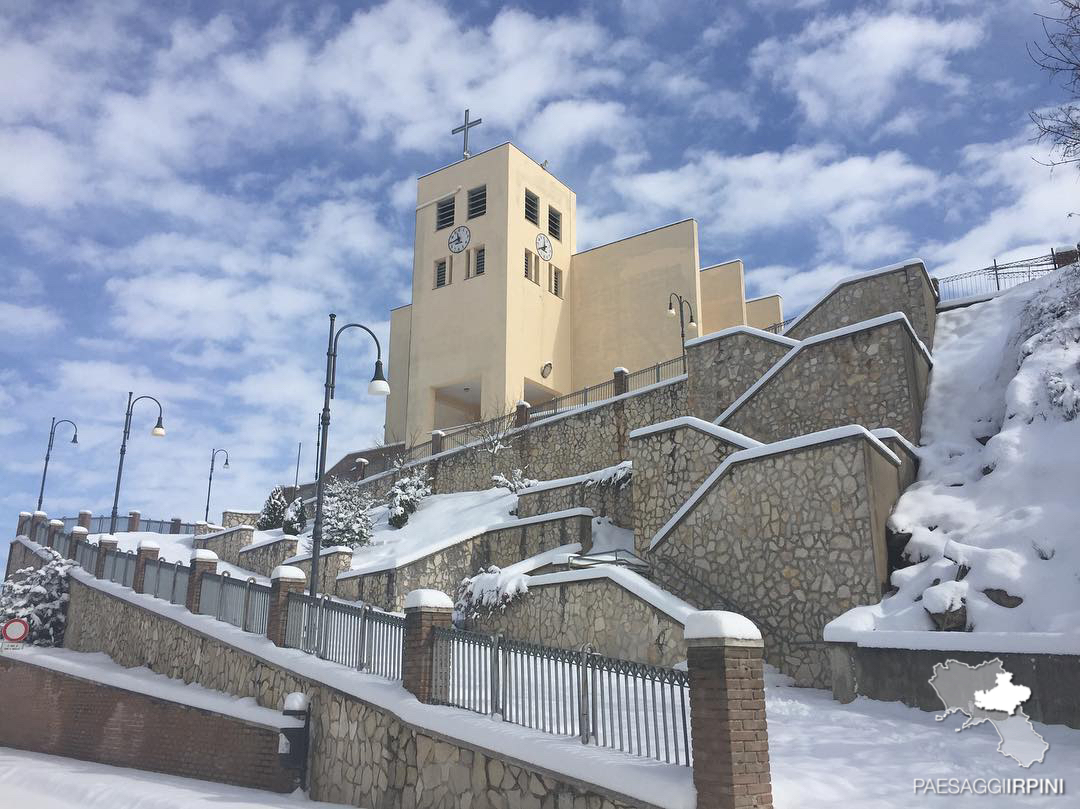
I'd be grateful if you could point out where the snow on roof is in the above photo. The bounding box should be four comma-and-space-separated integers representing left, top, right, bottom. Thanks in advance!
629, 416, 762, 447
1, 646, 303, 729
782, 258, 932, 336
66, 568, 694, 809
715, 312, 933, 426
684, 610, 761, 641
650, 425, 899, 552
684, 324, 799, 350
404, 589, 454, 610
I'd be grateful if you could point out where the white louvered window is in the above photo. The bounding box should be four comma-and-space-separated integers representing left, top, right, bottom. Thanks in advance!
525, 189, 539, 225
468, 186, 486, 219
435, 197, 455, 230
548, 207, 562, 241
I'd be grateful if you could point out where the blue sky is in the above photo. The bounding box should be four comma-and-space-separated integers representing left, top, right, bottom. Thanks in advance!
1, 0, 1077, 566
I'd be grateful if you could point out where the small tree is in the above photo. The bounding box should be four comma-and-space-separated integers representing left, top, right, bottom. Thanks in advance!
256, 486, 288, 530
387, 468, 432, 529
0, 551, 73, 646
1031, 1, 1080, 168
282, 497, 308, 536
492, 467, 538, 493
321, 477, 374, 549
472, 405, 517, 480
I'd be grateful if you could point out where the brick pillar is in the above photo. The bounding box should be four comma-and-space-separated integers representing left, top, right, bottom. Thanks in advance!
685, 611, 773, 809
402, 589, 453, 703
95, 538, 117, 579
430, 430, 445, 455
46, 519, 64, 548
357, 458, 369, 480
127, 510, 141, 532
77, 510, 92, 531
133, 540, 160, 594
186, 550, 218, 614
29, 512, 47, 545
514, 401, 530, 428
267, 566, 307, 646
170, 518, 182, 534
613, 367, 629, 396
16, 512, 31, 536
70, 527, 88, 564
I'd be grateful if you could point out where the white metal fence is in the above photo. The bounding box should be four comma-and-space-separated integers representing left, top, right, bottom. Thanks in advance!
197, 572, 271, 634
142, 557, 190, 605
102, 548, 137, 587
283, 592, 405, 680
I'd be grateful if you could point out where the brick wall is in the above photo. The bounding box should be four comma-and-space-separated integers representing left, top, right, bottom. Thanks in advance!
0, 655, 300, 793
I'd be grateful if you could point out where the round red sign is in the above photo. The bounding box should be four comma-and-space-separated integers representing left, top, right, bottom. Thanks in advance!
1, 618, 29, 643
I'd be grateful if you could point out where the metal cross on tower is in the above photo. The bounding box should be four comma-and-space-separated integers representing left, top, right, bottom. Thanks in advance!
452, 108, 482, 159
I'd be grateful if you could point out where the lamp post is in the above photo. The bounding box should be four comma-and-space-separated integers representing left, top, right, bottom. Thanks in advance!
37, 417, 78, 511
668, 292, 697, 359
109, 392, 166, 535
294, 441, 302, 490
314, 413, 321, 481
310, 315, 389, 609
204, 448, 230, 522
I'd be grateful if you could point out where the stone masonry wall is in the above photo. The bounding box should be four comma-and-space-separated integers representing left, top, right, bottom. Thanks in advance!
340, 514, 593, 611
629, 424, 749, 558
288, 549, 354, 597
785, 262, 938, 348
4, 536, 52, 580
194, 525, 255, 567
685, 331, 792, 422
647, 435, 899, 688
468, 576, 687, 668
721, 318, 931, 445
63, 576, 658, 809
515, 476, 634, 528
0, 655, 300, 793
237, 536, 301, 578
222, 510, 261, 529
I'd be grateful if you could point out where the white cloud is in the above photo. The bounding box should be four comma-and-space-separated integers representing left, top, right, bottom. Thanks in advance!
0, 300, 62, 336
0, 126, 85, 209
752, 11, 983, 128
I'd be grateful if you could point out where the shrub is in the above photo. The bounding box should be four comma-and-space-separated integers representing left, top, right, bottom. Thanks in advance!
492, 467, 538, 493
282, 497, 308, 536
0, 551, 73, 647
256, 486, 288, 530
387, 469, 432, 529
321, 477, 374, 549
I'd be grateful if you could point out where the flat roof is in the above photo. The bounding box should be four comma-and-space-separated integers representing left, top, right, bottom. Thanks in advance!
572, 217, 697, 258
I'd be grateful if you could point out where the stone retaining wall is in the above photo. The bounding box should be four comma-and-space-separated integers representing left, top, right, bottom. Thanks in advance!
785, 261, 938, 347
63, 576, 661, 809
194, 525, 255, 567
340, 513, 593, 612
828, 642, 1080, 729
685, 330, 793, 422
288, 548, 354, 597
0, 654, 300, 793
222, 510, 260, 529
468, 575, 687, 668
648, 432, 900, 688
721, 317, 931, 445
237, 536, 301, 578
629, 421, 752, 557
4, 536, 52, 580
516, 474, 634, 528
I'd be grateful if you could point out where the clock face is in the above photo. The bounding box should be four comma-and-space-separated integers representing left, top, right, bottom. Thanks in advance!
448, 225, 471, 253
536, 233, 553, 261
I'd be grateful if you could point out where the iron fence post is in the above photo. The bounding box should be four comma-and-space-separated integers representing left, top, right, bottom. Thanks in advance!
993, 259, 1001, 291
357, 605, 369, 671
489, 634, 501, 719
578, 643, 593, 744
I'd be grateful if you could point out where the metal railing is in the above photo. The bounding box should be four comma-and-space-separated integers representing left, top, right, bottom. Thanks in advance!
283, 592, 405, 680
431, 629, 692, 765
933, 253, 1063, 302
764, 316, 797, 334
142, 557, 190, 605
51, 530, 71, 559
58, 515, 198, 534
102, 548, 137, 587
531, 378, 617, 420
198, 572, 271, 634
73, 538, 98, 571
625, 355, 686, 392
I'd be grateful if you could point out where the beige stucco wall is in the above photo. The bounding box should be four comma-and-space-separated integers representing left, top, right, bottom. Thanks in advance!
569, 219, 701, 388
384, 304, 412, 443
745, 295, 783, 331
699, 259, 747, 335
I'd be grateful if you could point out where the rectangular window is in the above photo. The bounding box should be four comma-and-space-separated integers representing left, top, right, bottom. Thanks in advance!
474, 247, 485, 276
435, 259, 448, 288
468, 185, 486, 219
524, 189, 539, 225
524, 249, 532, 280
435, 197, 455, 230
552, 267, 563, 298
548, 207, 562, 241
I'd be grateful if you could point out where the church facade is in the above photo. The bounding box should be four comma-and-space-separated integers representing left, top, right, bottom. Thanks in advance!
383, 142, 782, 444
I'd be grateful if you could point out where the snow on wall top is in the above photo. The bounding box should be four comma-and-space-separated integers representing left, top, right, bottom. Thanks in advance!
684, 324, 799, 349
684, 610, 761, 641
404, 589, 454, 610
629, 416, 762, 447
271, 565, 306, 581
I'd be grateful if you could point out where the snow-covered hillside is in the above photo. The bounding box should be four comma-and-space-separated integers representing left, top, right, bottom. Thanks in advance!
831, 263, 1080, 639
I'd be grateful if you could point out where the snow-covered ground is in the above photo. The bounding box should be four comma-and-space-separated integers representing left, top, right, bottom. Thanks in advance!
90, 530, 269, 583
830, 263, 1080, 642
0, 747, 346, 809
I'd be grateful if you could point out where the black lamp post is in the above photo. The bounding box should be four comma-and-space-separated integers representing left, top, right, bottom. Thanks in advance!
204, 448, 230, 522
314, 412, 321, 482
37, 417, 78, 511
310, 314, 389, 608
109, 392, 166, 535
668, 292, 697, 358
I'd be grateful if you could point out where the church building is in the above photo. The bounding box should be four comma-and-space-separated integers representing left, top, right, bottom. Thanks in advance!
383, 140, 783, 444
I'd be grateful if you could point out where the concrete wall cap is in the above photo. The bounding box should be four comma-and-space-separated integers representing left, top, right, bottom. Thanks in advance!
18, 511, 31, 517
271, 565, 306, 582
191, 549, 218, 562
78, 510, 92, 516
71, 527, 88, 536
404, 589, 454, 610
138, 539, 160, 550
33, 511, 47, 518
48, 519, 64, 527
684, 610, 762, 641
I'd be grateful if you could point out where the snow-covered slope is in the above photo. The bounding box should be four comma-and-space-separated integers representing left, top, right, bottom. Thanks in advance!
830, 263, 1080, 640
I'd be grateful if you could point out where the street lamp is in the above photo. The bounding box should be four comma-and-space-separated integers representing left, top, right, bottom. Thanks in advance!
668, 292, 697, 358
37, 417, 78, 511
310, 314, 389, 606
204, 448, 230, 522
109, 392, 166, 535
